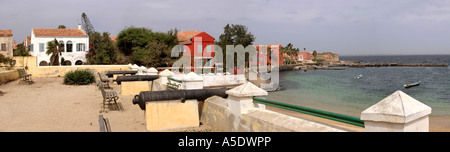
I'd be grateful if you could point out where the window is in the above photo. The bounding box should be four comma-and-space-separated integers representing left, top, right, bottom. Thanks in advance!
198, 45, 202, 53
66, 41, 73, 52
76, 43, 85, 51
30, 44, 34, 52
58, 40, 65, 52
39, 43, 44, 52
206, 45, 211, 53
1, 43, 5, 51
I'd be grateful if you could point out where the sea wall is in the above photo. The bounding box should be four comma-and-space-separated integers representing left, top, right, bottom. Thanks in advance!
200, 96, 346, 132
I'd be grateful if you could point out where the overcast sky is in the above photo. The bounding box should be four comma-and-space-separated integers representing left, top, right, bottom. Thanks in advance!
1, 0, 450, 55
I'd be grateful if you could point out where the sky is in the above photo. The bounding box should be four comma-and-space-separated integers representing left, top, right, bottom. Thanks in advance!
1, 0, 450, 55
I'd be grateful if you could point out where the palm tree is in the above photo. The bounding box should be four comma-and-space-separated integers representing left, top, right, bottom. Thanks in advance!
312, 50, 317, 59
46, 38, 61, 66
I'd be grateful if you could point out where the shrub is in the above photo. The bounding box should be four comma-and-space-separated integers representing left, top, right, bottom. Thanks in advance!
64, 70, 95, 85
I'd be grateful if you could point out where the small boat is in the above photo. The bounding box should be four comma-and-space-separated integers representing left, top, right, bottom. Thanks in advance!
404, 81, 421, 88
354, 74, 363, 79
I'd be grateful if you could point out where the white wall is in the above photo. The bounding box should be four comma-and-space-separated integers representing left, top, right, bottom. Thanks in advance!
30, 31, 89, 66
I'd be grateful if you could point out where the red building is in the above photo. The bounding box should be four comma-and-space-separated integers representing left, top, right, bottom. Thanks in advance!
177, 31, 215, 70
297, 52, 312, 61
252, 44, 283, 66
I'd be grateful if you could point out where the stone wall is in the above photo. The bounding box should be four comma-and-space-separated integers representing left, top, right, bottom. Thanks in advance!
10, 56, 130, 77
0, 70, 19, 84
200, 96, 346, 132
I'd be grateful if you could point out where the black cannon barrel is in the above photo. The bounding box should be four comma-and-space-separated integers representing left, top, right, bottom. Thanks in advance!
132, 88, 228, 110
115, 75, 160, 85
105, 70, 138, 78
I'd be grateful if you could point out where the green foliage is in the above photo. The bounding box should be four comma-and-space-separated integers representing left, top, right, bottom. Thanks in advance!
87, 32, 118, 64
130, 41, 172, 67
312, 50, 318, 59
46, 38, 60, 66
63, 70, 95, 85
216, 24, 255, 49
0, 54, 11, 64
216, 24, 255, 70
282, 43, 300, 64
116, 27, 178, 66
13, 43, 30, 56
81, 13, 95, 36
312, 58, 325, 62
117, 27, 154, 56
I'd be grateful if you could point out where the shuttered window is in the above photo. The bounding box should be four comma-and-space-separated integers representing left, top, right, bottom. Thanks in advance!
1, 43, 6, 51
76, 43, 85, 51
39, 43, 44, 52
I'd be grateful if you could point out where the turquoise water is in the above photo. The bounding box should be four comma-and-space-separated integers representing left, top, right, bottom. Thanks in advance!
266, 66, 450, 119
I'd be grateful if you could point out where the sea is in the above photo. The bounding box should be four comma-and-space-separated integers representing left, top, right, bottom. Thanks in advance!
266, 55, 450, 130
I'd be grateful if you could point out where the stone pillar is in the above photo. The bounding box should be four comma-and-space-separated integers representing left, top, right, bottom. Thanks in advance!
361, 90, 432, 132
155, 69, 174, 91
131, 64, 139, 71
146, 67, 158, 75
225, 82, 268, 115
181, 72, 203, 90
138, 66, 147, 75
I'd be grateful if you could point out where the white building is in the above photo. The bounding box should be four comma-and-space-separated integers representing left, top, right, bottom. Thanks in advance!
30, 25, 89, 66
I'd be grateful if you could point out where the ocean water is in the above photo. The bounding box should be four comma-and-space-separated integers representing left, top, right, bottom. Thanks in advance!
266, 55, 450, 127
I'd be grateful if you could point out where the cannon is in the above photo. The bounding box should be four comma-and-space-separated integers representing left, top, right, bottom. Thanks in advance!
105, 70, 138, 78
132, 88, 228, 110
115, 75, 160, 85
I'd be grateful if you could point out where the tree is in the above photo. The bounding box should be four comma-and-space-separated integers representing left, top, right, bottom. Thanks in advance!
117, 27, 179, 57
81, 13, 95, 36
13, 43, 30, 56
130, 41, 171, 67
58, 25, 66, 29
117, 27, 154, 56
46, 39, 61, 66
216, 24, 255, 49
87, 32, 118, 64
282, 43, 300, 64
216, 24, 255, 70
312, 50, 317, 59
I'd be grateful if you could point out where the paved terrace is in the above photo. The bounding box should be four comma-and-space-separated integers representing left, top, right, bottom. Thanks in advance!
0, 77, 362, 132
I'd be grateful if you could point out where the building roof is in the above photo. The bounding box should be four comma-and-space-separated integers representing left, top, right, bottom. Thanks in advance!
110, 36, 117, 42
0, 30, 13, 37
33, 28, 87, 37
177, 31, 202, 44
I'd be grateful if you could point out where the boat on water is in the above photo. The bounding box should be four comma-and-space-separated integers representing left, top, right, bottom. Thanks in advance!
404, 81, 421, 88
354, 74, 363, 79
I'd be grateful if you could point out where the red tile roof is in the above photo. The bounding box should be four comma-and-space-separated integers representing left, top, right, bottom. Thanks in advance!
0, 30, 13, 36
110, 36, 117, 42
33, 28, 87, 37
177, 31, 201, 44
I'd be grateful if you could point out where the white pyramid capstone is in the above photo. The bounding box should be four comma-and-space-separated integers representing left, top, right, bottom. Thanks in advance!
361, 90, 431, 123
226, 82, 268, 97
